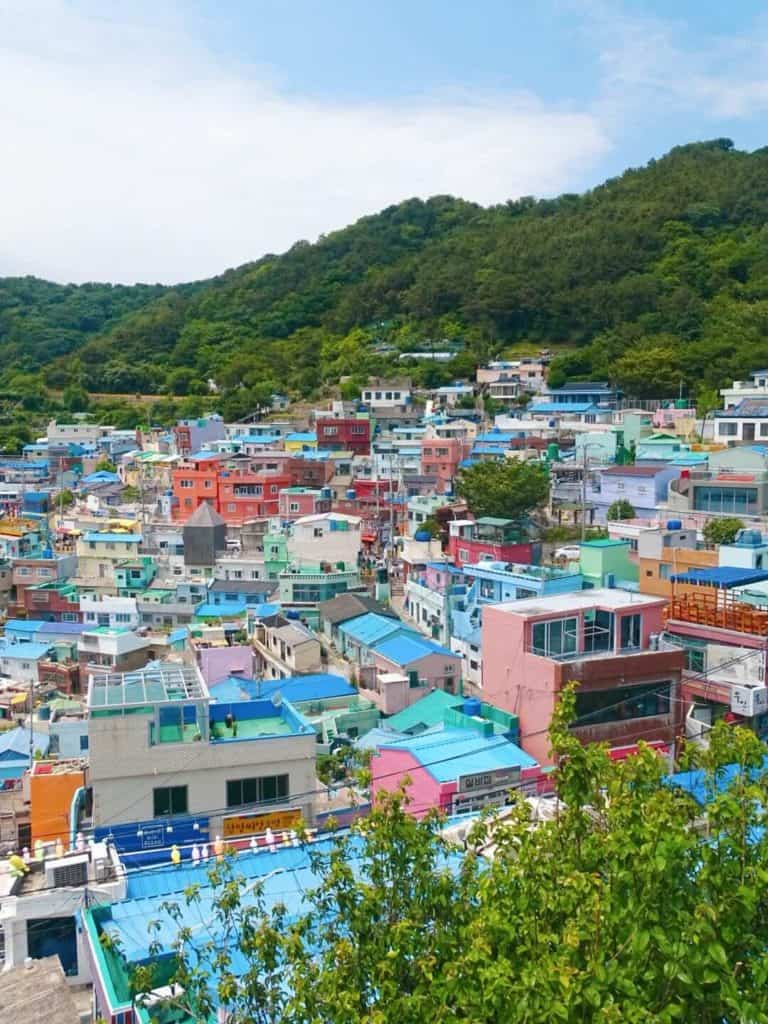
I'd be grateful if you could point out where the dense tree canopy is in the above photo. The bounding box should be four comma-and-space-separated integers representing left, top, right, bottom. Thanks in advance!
455, 458, 550, 520
0, 141, 766, 422
136, 687, 768, 1024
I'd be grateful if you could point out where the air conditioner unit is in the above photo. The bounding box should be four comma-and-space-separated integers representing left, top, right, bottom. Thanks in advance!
731, 684, 768, 718
45, 853, 89, 889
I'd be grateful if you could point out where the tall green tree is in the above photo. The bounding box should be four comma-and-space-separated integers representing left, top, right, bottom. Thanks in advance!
456, 458, 549, 520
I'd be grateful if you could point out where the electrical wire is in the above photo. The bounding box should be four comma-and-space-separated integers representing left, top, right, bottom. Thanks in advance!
18, 643, 766, 848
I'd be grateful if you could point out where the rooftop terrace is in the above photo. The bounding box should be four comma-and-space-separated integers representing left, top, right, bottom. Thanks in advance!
88, 665, 209, 712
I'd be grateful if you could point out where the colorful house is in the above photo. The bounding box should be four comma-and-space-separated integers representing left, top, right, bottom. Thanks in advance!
482, 589, 684, 765
371, 697, 540, 817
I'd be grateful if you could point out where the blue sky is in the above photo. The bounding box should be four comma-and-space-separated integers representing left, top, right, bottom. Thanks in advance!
1, 0, 767, 283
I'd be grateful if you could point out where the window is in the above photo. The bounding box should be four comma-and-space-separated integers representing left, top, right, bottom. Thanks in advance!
659, 563, 670, 580
79, 735, 89, 752
718, 422, 738, 437
313, 527, 323, 537
459, 548, 469, 562
226, 774, 288, 808
289, 503, 300, 512
350, 425, 366, 435
574, 682, 671, 725
180, 479, 194, 488
470, 660, 479, 671
760, 423, 768, 438
115, 613, 131, 623
620, 613, 642, 650
323, 426, 338, 437
531, 617, 578, 658
15, 567, 30, 577
204, 479, 213, 488
270, 485, 278, 494
153, 785, 188, 816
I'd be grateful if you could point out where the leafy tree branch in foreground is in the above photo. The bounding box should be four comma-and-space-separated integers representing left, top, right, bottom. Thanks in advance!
129, 683, 768, 1023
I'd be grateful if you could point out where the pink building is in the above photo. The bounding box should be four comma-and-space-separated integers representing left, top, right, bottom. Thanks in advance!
371, 709, 541, 817
196, 644, 255, 686
420, 436, 469, 493
278, 487, 332, 521
482, 589, 685, 766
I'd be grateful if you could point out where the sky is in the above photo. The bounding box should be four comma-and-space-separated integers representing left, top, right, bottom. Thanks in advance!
1, 0, 768, 284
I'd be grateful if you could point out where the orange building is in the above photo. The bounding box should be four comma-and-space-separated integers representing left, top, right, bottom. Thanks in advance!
30, 761, 86, 848
637, 523, 717, 598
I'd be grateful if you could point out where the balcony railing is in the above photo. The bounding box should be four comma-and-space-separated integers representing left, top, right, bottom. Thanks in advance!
666, 593, 768, 636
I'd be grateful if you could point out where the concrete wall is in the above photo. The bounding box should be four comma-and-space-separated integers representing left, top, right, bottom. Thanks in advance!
87, 710, 316, 828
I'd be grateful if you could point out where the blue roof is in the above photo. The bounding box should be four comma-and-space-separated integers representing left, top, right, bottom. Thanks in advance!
213, 673, 355, 705
0, 727, 50, 760
194, 600, 247, 617
377, 727, 537, 783
0, 639, 51, 660
285, 432, 317, 442
425, 562, 464, 575
81, 471, 121, 485
373, 632, 456, 666
528, 402, 598, 414
38, 622, 86, 636
670, 567, 768, 588
476, 431, 516, 443
338, 612, 404, 646
668, 757, 768, 805
250, 602, 282, 618
83, 532, 141, 543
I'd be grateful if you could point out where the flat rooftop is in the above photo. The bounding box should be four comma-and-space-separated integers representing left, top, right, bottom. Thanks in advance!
495, 587, 664, 617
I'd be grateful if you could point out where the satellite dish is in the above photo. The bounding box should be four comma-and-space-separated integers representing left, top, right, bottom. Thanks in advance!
271, 691, 282, 707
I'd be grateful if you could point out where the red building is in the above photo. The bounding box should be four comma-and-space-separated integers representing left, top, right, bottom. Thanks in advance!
172, 454, 223, 519
171, 456, 292, 524
448, 517, 540, 567
278, 487, 332, 520
316, 416, 371, 455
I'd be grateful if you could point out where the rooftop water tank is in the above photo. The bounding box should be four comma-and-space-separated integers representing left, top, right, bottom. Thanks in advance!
414, 530, 432, 542
346, 489, 356, 499
463, 697, 482, 718
285, 610, 300, 620
666, 519, 682, 530
321, 487, 331, 499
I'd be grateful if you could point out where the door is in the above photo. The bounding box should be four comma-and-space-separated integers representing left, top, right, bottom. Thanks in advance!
744, 423, 756, 441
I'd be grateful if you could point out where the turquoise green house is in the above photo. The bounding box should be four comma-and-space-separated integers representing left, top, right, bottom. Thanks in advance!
579, 539, 638, 588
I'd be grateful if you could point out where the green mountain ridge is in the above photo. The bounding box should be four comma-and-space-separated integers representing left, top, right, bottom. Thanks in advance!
4, 138, 768, 415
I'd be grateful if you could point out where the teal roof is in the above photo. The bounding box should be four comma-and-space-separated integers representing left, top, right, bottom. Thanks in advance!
385, 690, 459, 733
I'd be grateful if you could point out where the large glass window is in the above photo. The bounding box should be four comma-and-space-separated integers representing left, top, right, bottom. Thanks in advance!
583, 609, 614, 653
574, 682, 671, 725
531, 617, 578, 658
226, 774, 289, 808
693, 485, 758, 516
620, 613, 642, 650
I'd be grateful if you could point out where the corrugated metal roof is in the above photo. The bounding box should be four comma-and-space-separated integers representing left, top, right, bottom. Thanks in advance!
373, 633, 457, 666
671, 567, 768, 588
377, 727, 537, 783
338, 612, 404, 645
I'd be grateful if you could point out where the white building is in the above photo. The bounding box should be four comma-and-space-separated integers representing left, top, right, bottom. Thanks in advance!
719, 370, 768, 410
288, 513, 362, 567
80, 595, 140, 630
361, 379, 412, 410
86, 664, 317, 833
0, 833, 125, 983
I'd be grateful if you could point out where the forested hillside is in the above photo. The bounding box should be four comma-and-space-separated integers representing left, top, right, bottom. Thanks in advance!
3, 138, 768, 428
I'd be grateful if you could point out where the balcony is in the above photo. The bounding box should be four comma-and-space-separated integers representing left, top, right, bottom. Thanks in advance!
666, 593, 768, 636
552, 648, 685, 687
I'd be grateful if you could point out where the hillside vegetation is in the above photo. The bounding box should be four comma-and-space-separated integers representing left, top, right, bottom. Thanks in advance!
3, 138, 768, 425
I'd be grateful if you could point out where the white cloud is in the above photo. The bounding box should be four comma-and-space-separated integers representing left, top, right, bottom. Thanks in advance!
576, 0, 768, 123
0, 1, 610, 284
